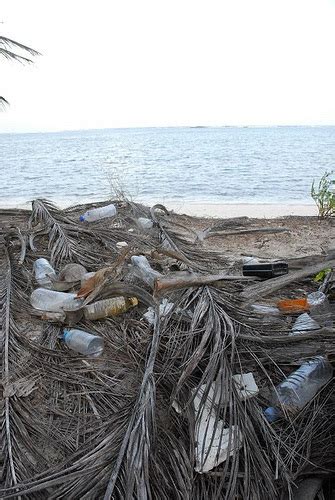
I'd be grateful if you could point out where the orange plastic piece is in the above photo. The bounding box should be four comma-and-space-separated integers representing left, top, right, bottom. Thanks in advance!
277, 297, 309, 313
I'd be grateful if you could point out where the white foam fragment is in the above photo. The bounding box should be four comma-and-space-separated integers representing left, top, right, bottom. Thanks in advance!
232, 373, 259, 400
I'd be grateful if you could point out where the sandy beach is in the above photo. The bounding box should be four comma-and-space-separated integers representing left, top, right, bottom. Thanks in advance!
0, 198, 318, 219
162, 202, 317, 219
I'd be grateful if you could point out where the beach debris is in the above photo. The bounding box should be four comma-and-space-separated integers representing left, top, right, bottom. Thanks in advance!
290, 313, 320, 335
192, 384, 243, 473
131, 255, 162, 288
116, 241, 128, 249
84, 296, 138, 320
243, 261, 288, 279
313, 268, 332, 283
251, 304, 280, 315
307, 291, 332, 325
33, 257, 56, 288
30, 288, 83, 312
264, 356, 333, 422
232, 372, 259, 400
136, 217, 154, 231
63, 328, 104, 356
241, 258, 335, 300
79, 203, 117, 222
154, 271, 255, 295
58, 263, 87, 282
142, 298, 174, 325
277, 297, 309, 314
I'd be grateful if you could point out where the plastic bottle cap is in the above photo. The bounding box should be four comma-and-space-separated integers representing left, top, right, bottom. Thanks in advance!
264, 406, 280, 423
63, 329, 70, 340
79, 215, 85, 222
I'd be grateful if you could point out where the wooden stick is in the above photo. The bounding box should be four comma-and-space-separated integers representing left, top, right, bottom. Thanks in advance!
154, 272, 255, 295
203, 227, 290, 239
241, 259, 335, 301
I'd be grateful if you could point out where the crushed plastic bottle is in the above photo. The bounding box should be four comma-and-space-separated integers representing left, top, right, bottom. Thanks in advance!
131, 255, 162, 288
307, 291, 332, 326
84, 296, 138, 320
290, 313, 320, 335
79, 203, 117, 222
264, 356, 333, 422
34, 258, 56, 288
63, 329, 104, 356
30, 288, 83, 312
137, 217, 153, 231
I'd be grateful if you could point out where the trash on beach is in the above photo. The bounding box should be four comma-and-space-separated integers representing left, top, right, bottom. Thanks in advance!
290, 313, 320, 335
79, 203, 117, 222
84, 296, 138, 320
243, 261, 288, 279
192, 384, 243, 473
30, 288, 83, 312
2, 197, 335, 499
34, 258, 56, 288
264, 356, 333, 422
277, 297, 309, 313
142, 298, 175, 325
63, 328, 104, 356
137, 217, 154, 231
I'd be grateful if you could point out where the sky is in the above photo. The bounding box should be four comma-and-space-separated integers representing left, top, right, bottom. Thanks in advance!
1, 0, 335, 133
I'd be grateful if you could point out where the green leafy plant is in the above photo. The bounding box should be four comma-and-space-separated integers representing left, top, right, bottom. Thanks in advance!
311, 170, 335, 218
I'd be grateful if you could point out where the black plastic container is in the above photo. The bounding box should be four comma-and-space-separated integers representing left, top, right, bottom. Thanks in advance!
243, 261, 288, 279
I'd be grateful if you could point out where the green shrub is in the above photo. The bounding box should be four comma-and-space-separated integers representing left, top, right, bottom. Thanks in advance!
311, 171, 335, 218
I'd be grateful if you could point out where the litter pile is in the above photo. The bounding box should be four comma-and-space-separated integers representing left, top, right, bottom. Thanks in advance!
1, 199, 335, 499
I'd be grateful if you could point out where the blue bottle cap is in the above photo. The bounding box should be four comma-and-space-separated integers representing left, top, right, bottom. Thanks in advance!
264, 406, 281, 423
79, 215, 85, 222
63, 329, 70, 340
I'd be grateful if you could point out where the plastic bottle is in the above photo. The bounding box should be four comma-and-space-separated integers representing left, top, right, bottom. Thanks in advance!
290, 313, 320, 336
30, 288, 83, 312
79, 204, 117, 222
307, 291, 332, 326
84, 296, 138, 320
34, 258, 56, 288
137, 217, 153, 231
63, 329, 104, 356
264, 356, 333, 422
131, 255, 162, 288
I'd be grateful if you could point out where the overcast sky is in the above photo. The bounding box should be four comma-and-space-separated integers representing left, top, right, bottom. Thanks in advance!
1, 0, 335, 133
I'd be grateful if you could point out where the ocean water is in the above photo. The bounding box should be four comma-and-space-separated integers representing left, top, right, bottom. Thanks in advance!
0, 126, 333, 208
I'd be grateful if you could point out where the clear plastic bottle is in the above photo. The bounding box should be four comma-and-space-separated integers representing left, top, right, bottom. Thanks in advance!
63, 329, 104, 356
79, 203, 117, 222
290, 313, 320, 336
30, 288, 83, 312
84, 296, 138, 320
307, 291, 332, 326
34, 258, 56, 288
264, 356, 333, 422
131, 255, 162, 288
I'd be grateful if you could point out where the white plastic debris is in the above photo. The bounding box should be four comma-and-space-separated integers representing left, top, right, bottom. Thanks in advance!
251, 304, 280, 315
116, 241, 128, 249
142, 298, 174, 325
137, 217, 153, 230
193, 384, 242, 473
232, 373, 259, 400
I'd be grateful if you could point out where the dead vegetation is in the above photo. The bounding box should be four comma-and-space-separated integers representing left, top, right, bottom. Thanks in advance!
0, 198, 335, 499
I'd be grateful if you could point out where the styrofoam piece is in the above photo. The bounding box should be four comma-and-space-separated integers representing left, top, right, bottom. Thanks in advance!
232, 373, 259, 400
142, 298, 174, 325
195, 420, 242, 473
116, 241, 128, 249
192, 384, 242, 473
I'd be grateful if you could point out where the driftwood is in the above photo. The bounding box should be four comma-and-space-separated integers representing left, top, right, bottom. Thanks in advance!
200, 227, 290, 240
154, 272, 256, 295
241, 259, 335, 301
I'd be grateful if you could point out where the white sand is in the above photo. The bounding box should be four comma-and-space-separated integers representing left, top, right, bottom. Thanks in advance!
0, 198, 317, 219
166, 202, 317, 219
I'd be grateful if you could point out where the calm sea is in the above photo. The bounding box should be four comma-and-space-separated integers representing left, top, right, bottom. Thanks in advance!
1, 126, 333, 208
